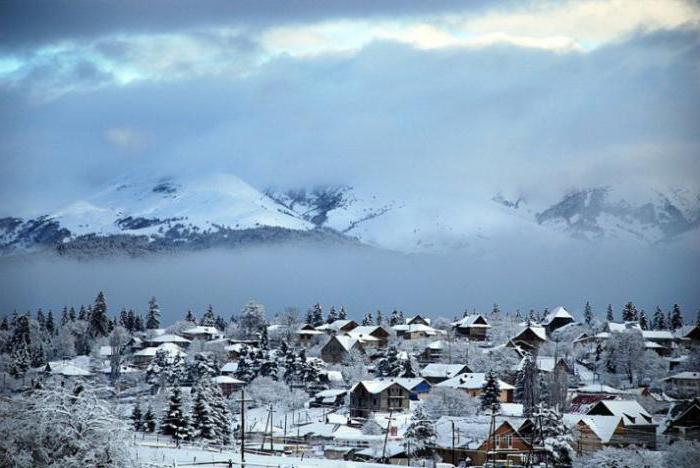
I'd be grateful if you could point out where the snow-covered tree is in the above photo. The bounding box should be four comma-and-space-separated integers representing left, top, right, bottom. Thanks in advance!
403, 404, 436, 458
185, 309, 197, 323
276, 307, 301, 344
574, 446, 662, 468
639, 309, 650, 330
653, 306, 666, 330
200, 304, 216, 327
389, 309, 401, 326
362, 311, 374, 326
146, 349, 187, 387
532, 404, 574, 466
622, 302, 638, 322
309, 303, 324, 327
326, 306, 338, 324
376, 310, 383, 325
143, 406, 157, 432
584, 301, 593, 327
603, 330, 645, 386
131, 402, 143, 431
481, 370, 501, 412
338, 306, 348, 320
670, 304, 683, 330
375, 347, 415, 377
109, 326, 129, 386
188, 352, 220, 381
341, 349, 369, 383
45, 310, 55, 336
239, 300, 266, 338
361, 418, 384, 435
89, 291, 109, 338
191, 381, 217, 440
246, 376, 308, 411
145, 296, 161, 329
515, 352, 539, 416
606, 304, 614, 322
160, 386, 192, 445
663, 440, 700, 468
423, 387, 479, 419
259, 325, 269, 350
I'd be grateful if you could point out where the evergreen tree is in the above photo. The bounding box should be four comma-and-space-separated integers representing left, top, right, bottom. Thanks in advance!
515, 352, 539, 417
622, 302, 638, 322
78, 305, 87, 321
327, 306, 338, 324
259, 326, 269, 350
492, 303, 501, 318
0, 316, 8, 331
45, 310, 55, 335
214, 315, 227, 331
191, 382, 217, 440
146, 296, 161, 329
161, 386, 192, 444
653, 306, 666, 330
481, 370, 501, 412
134, 314, 144, 332
239, 300, 266, 338
143, 406, 157, 432
119, 308, 129, 330
60, 306, 70, 326
36, 309, 46, 329
403, 404, 436, 458
89, 291, 110, 338
185, 309, 197, 323
310, 303, 324, 327
584, 301, 593, 327
338, 306, 347, 320
398, 310, 405, 324
362, 311, 374, 326
639, 309, 650, 330
305, 308, 314, 325
376, 310, 383, 325
389, 309, 401, 326
209, 383, 232, 445
670, 304, 683, 330
131, 402, 143, 431
200, 305, 216, 327
68, 306, 76, 322
532, 404, 575, 466
606, 304, 614, 322
528, 309, 536, 322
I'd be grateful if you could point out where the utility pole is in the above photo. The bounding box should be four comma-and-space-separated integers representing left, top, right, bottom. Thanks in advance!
381, 408, 394, 464
283, 412, 287, 446
489, 405, 498, 468
451, 419, 456, 465
237, 388, 252, 464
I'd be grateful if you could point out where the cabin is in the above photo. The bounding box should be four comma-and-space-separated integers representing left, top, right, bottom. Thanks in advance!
676, 325, 700, 349
570, 415, 625, 456
584, 400, 657, 449
419, 340, 445, 363
406, 314, 431, 326
465, 420, 532, 467
663, 398, 700, 443
346, 326, 391, 349
181, 326, 222, 341
320, 335, 365, 364
437, 373, 514, 402
393, 323, 445, 340
516, 356, 572, 375
132, 342, 186, 367
211, 375, 244, 397
144, 333, 191, 348
541, 306, 575, 335
420, 363, 471, 384
379, 377, 432, 400
296, 324, 325, 346
316, 319, 359, 335
664, 372, 700, 397
509, 325, 548, 351
349, 380, 413, 418
310, 389, 348, 408
641, 330, 675, 355
451, 314, 491, 341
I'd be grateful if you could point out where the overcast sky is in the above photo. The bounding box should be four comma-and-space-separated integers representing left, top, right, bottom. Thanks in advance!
0, 0, 699, 214
0, 1, 699, 318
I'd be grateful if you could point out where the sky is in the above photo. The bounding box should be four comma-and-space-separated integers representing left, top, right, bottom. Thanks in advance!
0, 1, 699, 320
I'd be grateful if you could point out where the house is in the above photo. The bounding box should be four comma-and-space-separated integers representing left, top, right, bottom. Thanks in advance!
663, 398, 700, 443
584, 399, 657, 449
406, 314, 431, 326
377, 377, 432, 400
466, 420, 532, 467
296, 324, 325, 346
676, 325, 700, 348
320, 335, 365, 364
515, 356, 571, 375
41, 360, 92, 379
452, 314, 491, 341
132, 342, 186, 367
310, 389, 348, 408
568, 415, 625, 456
346, 326, 391, 349
349, 380, 412, 417
393, 323, 446, 340
316, 320, 358, 335
181, 326, 222, 341
420, 363, 471, 384
641, 330, 675, 355
419, 340, 445, 363
664, 371, 700, 397
541, 306, 575, 335
211, 375, 244, 397
144, 333, 191, 348
437, 373, 514, 402
220, 361, 238, 376
509, 324, 548, 350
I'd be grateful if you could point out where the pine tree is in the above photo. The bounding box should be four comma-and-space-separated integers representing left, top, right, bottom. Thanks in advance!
639, 310, 650, 330
119, 308, 129, 329
191, 382, 217, 440
185, 309, 197, 323
492, 303, 501, 318
200, 305, 216, 327
667, 310, 673, 331
161, 386, 192, 444
532, 404, 575, 466
606, 304, 614, 322
209, 383, 232, 445
622, 302, 638, 322
310, 303, 324, 327
327, 306, 338, 324
403, 404, 436, 458
143, 406, 157, 432
0, 317, 8, 331
131, 402, 143, 431
305, 308, 314, 325
90, 291, 109, 338
60, 307, 70, 326
146, 296, 161, 329
584, 301, 593, 327
214, 315, 227, 331
338, 306, 347, 320
45, 310, 55, 335
653, 306, 666, 330
68, 306, 76, 322
78, 305, 87, 321
398, 310, 405, 324
376, 310, 383, 325
481, 370, 501, 412
670, 304, 683, 331
389, 309, 401, 326
362, 311, 374, 326
36, 309, 45, 329
259, 326, 269, 350
515, 352, 539, 417
134, 314, 145, 332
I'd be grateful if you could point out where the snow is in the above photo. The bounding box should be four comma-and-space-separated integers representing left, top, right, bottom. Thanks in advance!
593, 400, 654, 425
437, 373, 515, 391
452, 314, 490, 328
420, 363, 468, 379
542, 306, 574, 325
134, 342, 187, 357
333, 335, 360, 352
148, 333, 191, 344
515, 356, 563, 373
392, 323, 445, 335
664, 371, 700, 381
182, 326, 220, 336
211, 375, 244, 384
220, 362, 238, 373
576, 384, 624, 394
641, 330, 674, 340
564, 414, 621, 443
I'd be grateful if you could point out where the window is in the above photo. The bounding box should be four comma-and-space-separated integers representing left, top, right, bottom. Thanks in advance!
505, 435, 513, 448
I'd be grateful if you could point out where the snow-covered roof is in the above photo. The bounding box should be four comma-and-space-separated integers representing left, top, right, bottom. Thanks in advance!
512, 325, 547, 342
212, 375, 244, 384
351, 378, 424, 394
542, 306, 574, 325
182, 326, 220, 336
452, 314, 490, 328
675, 325, 699, 339
316, 320, 355, 331
347, 325, 386, 338
644, 340, 664, 349
576, 384, 624, 394
220, 362, 238, 373
98, 364, 139, 374
99, 345, 112, 356
326, 413, 348, 425
44, 361, 92, 376
564, 415, 621, 443
641, 330, 674, 340
606, 321, 641, 332
664, 371, 700, 381
516, 356, 567, 373
426, 340, 446, 350
437, 373, 514, 391
297, 328, 324, 335
333, 335, 361, 352
325, 370, 344, 382
420, 363, 469, 379
134, 342, 186, 357
499, 403, 524, 417
392, 323, 445, 334
592, 400, 654, 425
407, 315, 431, 325
148, 333, 191, 344
315, 389, 348, 398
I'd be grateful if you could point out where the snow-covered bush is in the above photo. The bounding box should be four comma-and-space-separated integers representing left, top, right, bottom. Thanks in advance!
574, 446, 662, 468
246, 376, 308, 411
423, 386, 479, 419
664, 440, 700, 468
0, 385, 136, 467
403, 404, 436, 457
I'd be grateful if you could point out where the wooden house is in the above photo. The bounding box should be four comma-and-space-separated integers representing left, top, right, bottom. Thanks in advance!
676, 325, 700, 349
437, 373, 514, 402
181, 326, 222, 341
320, 335, 365, 364
541, 306, 575, 335
418, 340, 445, 363
296, 324, 325, 346
420, 363, 471, 384
349, 380, 412, 418
211, 375, 244, 397
584, 399, 657, 449
509, 325, 548, 351
310, 389, 348, 408
316, 319, 358, 335
663, 398, 700, 443
451, 314, 491, 341
346, 326, 391, 349
393, 323, 446, 340
664, 371, 700, 397
465, 420, 532, 467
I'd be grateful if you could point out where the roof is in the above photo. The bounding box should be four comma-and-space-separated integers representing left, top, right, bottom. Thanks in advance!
134, 342, 186, 357
516, 356, 567, 373
576, 384, 624, 394
97, 364, 139, 374
642, 330, 674, 340
351, 378, 427, 394
98, 345, 112, 356
44, 361, 92, 376
606, 321, 641, 332
542, 306, 574, 325
212, 375, 244, 384
347, 325, 388, 338
426, 340, 446, 350
590, 400, 654, 426
182, 326, 220, 335
565, 415, 621, 443
315, 389, 348, 398
331, 335, 361, 352
437, 373, 514, 391
420, 363, 469, 379
513, 325, 547, 342
452, 314, 491, 328
392, 323, 445, 334
407, 314, 431, 325
220, 362, 238, 373
664, 371, 700, 381
316, 320, 355, 331
148, 333, 191, 344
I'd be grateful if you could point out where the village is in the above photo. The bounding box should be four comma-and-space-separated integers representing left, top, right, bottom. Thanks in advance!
1, 296, 698, 467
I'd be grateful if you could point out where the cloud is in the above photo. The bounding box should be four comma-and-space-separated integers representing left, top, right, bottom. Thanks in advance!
104, 127, 150, 152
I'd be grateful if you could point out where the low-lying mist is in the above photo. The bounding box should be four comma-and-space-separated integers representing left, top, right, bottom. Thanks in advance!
0, 241, 697, 323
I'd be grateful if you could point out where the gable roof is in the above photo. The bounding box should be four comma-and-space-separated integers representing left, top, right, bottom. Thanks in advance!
452, 314, 491, 328
406, 314, 431, 325
588, 399, 654, 426
331, 335, 362, 352
149, 333, 191, 344
664, 371, 700, 381
566, 415, 622, 443
516, 356, 569, 373
182, 326, 220, 335
642, 330, 674, 340
316, 320, 357, 332
351, 377, 428, 394
437, 372, 515, 391
542, 306, 574, 325
392, 323, 445, 335
421, 363, 470, 379
512, 325, 548, 343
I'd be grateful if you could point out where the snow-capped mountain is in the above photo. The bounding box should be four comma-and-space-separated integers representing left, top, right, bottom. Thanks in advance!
1, 173, 698, 257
